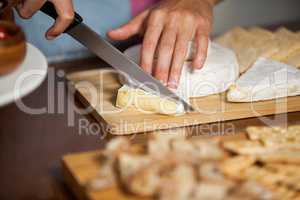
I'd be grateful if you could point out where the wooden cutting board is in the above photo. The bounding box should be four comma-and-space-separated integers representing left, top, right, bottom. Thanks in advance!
62, 151, 146, 200
67, 69, 300, 135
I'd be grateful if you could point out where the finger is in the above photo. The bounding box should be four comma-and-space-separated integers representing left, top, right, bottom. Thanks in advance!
16, 0, 46, 19
167, 35, 190, 89
168, 15, 195, 89
154, 24, 177, 85
192, 30, 209, 70
107, 10, 149, 41
140, 11, 165, 74
46, 0, 74, 40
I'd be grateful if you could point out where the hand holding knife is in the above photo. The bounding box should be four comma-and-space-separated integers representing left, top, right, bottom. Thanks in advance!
40, 1, 194, 112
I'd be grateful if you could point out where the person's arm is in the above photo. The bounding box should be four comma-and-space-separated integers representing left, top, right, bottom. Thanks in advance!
108, 0, 217, 89
16, 0, 74, 40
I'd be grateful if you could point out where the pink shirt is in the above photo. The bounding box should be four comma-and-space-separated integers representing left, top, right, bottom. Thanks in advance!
131, 0, 159, 16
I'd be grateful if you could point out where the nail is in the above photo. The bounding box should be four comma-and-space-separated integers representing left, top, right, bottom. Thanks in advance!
193, 57, 206, 71
46, 32, 58, 40
200, 57, 206, 66
46, 35, 55, 40
192, 68, 202, 73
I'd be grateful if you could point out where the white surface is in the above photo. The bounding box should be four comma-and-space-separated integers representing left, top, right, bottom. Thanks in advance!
0, 43, 48, 107
124, 42, 239, 100
227, 57, 300, 102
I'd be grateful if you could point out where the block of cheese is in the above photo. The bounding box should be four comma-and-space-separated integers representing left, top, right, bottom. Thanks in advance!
227, 57, 300, 102
116, 85, 185, 115
120, 42, 239, 101
270, 27, 300, 61
215, 27, 277, 74
175, 42, 238, 99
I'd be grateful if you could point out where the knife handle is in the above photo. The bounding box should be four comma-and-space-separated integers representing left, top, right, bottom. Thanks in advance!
40, 1, 83, 33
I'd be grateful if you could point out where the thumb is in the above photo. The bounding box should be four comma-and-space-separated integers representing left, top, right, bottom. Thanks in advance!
107, 10, 149, 41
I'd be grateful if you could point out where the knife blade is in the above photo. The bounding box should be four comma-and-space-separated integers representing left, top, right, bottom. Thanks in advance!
40, 2, 194, 112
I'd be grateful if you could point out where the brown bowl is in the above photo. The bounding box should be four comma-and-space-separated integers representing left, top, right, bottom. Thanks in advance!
0, 21, 26, 75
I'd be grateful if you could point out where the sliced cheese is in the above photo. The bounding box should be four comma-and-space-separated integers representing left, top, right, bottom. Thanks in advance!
227, 57, 300, 102
116, 85, 185, 115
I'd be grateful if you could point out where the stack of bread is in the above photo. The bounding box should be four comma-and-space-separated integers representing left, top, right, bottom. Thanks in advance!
86, 125, 300, 200
222, 125, 300, 199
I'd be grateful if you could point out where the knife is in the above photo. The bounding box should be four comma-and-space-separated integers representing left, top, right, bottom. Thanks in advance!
40, 2, 194, 112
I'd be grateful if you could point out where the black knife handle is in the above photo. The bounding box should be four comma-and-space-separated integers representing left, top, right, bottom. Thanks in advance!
40, 1, 83, 33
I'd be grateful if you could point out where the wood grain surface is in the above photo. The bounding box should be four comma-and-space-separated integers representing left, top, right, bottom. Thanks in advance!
63, 150, 149, 200
67, 69, 300, 135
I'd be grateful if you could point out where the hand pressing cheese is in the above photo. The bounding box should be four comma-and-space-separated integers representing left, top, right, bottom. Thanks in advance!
116, 85, 185, 116
122, 42, 239, 101
227, 58, 300, 102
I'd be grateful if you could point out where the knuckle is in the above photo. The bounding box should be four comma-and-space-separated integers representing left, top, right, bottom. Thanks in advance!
143, 39, 156, 50
183, 13, 196, 23
147, 22, 162, 31
61, 11, 75, 21
168, 10, 180, 19
152, 9, 166, 18
197, 16, 206, 25
177, 47, 187, 56
141, 64, 151, 73
181, 10, 193, 18
157, 72, 168, 83
165, 23, 176, 31
148, 10, 164, 26
165, 18, 178, 30
197, 16, 210, 28
160, 40, 174, 51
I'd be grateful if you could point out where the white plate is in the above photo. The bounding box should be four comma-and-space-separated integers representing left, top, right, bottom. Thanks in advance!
0, 43, 48, 107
